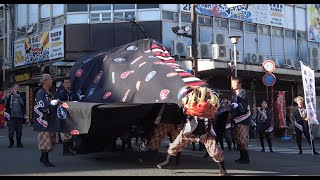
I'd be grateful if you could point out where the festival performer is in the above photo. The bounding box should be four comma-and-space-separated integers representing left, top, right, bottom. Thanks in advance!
157, 86, 227, 176
256, 100, 274, 152
229, 77, 251, 164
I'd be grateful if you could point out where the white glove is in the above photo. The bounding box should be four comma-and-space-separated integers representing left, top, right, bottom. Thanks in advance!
50, 99, 59, 106
231, 102, 238, 109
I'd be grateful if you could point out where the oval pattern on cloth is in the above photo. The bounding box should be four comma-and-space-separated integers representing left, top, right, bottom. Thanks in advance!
94, 71, 103, 83
145, 71, 156, 82
127, 46, 138, 51
122, 89, 131, 102
114, 57, 126, 63
167, 72, 178, 77
76, 69, 83, 77
136, 81, 141, 91
103, 92, 112, 99
131, 56, 143, 65
160, 89, 170, 100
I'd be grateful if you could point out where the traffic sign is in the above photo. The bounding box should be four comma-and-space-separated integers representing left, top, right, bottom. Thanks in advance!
262, 60, 276, 73
262, 73, 276, 86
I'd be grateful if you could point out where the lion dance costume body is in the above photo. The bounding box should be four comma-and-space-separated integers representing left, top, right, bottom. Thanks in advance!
157, 86, 227, 176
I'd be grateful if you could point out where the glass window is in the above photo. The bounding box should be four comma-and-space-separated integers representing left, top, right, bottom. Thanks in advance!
90, 4, 111, 11
67, 4, 88, 12
285, 29, 294, 38
230, 20, 242, 30
198, 16, 212, 26
114, 4, 135, 10
259, 25, 270, 35
272, 28, 283, 36
162, 11, 177, 21
181, 13, 191, 23
245, 23, 256, 32
53, 16, 64, 26
39, 19, 50, 31
90, 14, 100, 22
297, 31, 306, 39
137, 4, 159, 9
101, 13, 111, 22
221, 19, 228, 28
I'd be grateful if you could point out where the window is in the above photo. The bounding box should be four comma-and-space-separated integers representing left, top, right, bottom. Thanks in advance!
114, 4, 135, 10
90, 4, 111, 11
285, 29, 294, 38
53, 16, 64, 27
114, 12, 134, 22
137, 4, 159, 9
162, 11, 178, 22
181, 13, 191, 23
245, 23, 256, 32
230, 20, 242, 30
67, 4, 88, 12
297, 31, 306, 39
39, 19, 50, 31
214, 18, 228, 28
272, 27, 283, 37
259, 25, 270, 35
198, 16, 212, 26
90, 13, 111, 22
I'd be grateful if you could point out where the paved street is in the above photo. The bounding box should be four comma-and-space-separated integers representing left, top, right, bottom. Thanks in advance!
1, 126, 320, 176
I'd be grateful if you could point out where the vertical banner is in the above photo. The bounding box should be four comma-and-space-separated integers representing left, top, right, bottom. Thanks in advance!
308, 4, 320, 43
300, 61, 319, 125
277, 91, 287, 129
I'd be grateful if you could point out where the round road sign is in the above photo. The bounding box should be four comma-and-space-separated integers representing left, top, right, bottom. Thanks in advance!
262, 73, 276, 86
262, 60, 276, 73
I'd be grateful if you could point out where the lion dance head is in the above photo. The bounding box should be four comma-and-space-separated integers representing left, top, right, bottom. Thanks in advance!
179, 86, 220, 119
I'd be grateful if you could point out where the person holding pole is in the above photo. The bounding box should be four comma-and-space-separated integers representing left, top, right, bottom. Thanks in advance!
293, 96, 319, 155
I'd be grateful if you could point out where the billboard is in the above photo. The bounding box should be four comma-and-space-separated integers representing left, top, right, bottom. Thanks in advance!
14, 27, 64, 67
308, 4, 320, 42
196, 4, 285, 27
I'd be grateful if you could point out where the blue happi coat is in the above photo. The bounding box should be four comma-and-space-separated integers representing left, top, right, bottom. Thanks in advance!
33, 88, 59, 132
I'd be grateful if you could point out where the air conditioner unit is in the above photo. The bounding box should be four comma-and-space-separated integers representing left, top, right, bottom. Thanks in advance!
246, 53, 262, 65
215, 34, 226, 45
309, 47, 320, 70
230, 49, 242, 63
171, 40, 187, 57
213, 44, 230, 61
187, 46, 192, 58
282, 58, 296, 69
197, 42, 214, 59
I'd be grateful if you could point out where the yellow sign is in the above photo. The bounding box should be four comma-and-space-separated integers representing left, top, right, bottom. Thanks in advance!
15, 73, 31, 82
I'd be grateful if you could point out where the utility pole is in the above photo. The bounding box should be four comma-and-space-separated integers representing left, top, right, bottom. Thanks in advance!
191, 4, 198, 77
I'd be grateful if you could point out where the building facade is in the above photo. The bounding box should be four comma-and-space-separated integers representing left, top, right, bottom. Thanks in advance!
1, 4, 320, 136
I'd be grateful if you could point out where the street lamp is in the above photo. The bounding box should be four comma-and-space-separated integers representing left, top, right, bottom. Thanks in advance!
229, 35, 241, 77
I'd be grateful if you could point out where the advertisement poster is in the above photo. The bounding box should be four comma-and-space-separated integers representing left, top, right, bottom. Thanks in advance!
195, 4, 285, 27
308, 4, 320, 42
14, 27, 64, 67
0, 92, 5, 128
14, 39, 26, 67
300, 61, 319, 125
277, 91, 287, 129
49, 27, 64, 60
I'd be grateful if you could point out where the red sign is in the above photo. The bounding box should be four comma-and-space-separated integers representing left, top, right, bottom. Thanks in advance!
262, 60, 276, 73
277, 91, 287, 129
